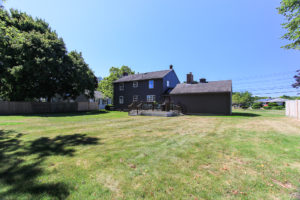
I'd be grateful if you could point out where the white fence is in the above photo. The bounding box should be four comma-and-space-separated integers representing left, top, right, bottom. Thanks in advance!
286, 100, 300, 120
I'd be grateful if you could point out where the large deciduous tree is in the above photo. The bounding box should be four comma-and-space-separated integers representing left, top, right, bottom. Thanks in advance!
0, 9, 97, 101
278, 0, 300, 50
278, 1, 300, 92
98, 66, 134, 99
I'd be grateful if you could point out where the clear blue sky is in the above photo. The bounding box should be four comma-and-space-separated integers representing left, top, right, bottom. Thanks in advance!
2, 0, 300, 96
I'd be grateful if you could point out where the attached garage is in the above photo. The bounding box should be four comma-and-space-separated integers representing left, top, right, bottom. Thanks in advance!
170, 80, 232, 115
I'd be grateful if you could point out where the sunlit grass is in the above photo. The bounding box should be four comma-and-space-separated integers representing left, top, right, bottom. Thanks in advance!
0, 109, 299, 199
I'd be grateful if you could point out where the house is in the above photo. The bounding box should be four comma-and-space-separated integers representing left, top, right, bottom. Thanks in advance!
113, 67, 232, 115
170, 73, 232, 115
52, 91, 111, 109
256, 98, 288, 106
75, 91, 111, 109
113, 65, 180, 110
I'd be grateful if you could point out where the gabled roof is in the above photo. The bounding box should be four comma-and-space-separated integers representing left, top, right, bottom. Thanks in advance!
84, 90, 108, 99
256, 98, 288, 103
114, 69, 173, 83
170, 80, 232, 95
94, 91, 104, 99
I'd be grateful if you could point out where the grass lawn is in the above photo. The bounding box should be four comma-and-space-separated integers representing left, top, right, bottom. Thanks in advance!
0, 109, 300, 200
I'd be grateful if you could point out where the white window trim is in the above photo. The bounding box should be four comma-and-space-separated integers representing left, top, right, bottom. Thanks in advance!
149, 80, 154, 89
119, 96, 124, 104
133, 95, 138, 102
119, 83, 124, 91
133, 81, 138, 88
147, 95, 156, 102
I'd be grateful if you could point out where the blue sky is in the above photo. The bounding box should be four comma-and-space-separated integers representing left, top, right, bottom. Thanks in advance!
2, 0, 300, 96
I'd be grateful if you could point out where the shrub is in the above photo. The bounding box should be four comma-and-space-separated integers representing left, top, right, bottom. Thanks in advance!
241, 105, 249, 109
268, 102, 278, 107
274, 105, 284, 110
105, 104, 113, 110
252, 102, 262, 109
264, 106, 272, 110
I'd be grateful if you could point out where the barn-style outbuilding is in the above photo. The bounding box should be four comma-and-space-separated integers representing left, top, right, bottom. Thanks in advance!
170, 73, 232, 115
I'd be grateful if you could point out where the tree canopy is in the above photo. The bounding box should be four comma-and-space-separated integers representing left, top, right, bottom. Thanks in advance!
232, 91, 254, 107
292, 69, 300, 90
278, 0, 300, 50
0, 9, 97, 101
98, 66, 134, 99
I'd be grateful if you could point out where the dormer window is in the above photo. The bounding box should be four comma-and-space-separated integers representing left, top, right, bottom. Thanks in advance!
133, 81, 138, 88
119, 83, 124, 91
149, 80, 154, 89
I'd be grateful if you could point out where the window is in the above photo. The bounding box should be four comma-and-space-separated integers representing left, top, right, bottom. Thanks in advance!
149, 80, 154, 89
133, 81, 138, 88
119, 96, 124, 104
167, 80, 170, 87
101, 99, 108, 105
119, 83, 124, 91
133, 95, 138, 102
147, 95, 156, 102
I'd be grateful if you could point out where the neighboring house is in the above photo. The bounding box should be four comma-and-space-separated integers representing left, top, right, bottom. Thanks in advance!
170, 73, 232, 115
75, 91, 111, 109
256, 98, 288, 106
52, 91, 111, 109
113, 65, 180, 110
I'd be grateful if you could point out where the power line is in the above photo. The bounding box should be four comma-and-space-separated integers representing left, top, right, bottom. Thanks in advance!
252, 90, 300, 95
234, 77, 296, 85
231, 70, 298, 81
235, 86, 298, 91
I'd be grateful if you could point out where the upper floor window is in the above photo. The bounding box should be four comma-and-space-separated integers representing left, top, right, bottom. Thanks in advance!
149, 80, 154, 89
119, 96, 124, 104
119, 83, 124, 91
167, 80, 170, 87
147, 95, 156, 102
133, 81, 138, 88
133, 95, 138, 102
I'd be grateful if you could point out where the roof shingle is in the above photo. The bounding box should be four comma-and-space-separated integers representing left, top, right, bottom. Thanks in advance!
170, 80, 232, 95
114, 69, 172, 83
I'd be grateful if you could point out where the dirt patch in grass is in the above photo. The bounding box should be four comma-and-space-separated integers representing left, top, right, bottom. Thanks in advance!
234, 117, 300, 136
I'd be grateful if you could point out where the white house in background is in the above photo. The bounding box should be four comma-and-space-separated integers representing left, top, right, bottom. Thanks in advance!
256, 98, 288, 106
74, 91, 111, 109
52, 91, 111, 109
96, 91, 112, 109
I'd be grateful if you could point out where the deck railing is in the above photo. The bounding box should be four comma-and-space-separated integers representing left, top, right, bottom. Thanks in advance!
128, 101, 183, 114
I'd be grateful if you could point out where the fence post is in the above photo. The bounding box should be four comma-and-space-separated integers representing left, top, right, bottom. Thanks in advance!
296, 100, 299, 119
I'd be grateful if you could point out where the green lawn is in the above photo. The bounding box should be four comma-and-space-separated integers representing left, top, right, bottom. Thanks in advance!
0, 109, 299, 200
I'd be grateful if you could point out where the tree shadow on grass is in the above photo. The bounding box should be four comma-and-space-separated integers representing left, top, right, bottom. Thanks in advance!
231, 112, 261, 117
186, 112, 261, 117
0, 130, 100, 200
0, 110, 109, 117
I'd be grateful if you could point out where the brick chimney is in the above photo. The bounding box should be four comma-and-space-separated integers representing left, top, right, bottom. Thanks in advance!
186, 72, 193, 84
169, 64, 173, 70
200, 78, 207, 83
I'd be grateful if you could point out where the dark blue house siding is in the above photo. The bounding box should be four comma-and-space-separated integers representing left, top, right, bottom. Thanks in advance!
163, 70, 180, 91
113, 70, 180, 110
